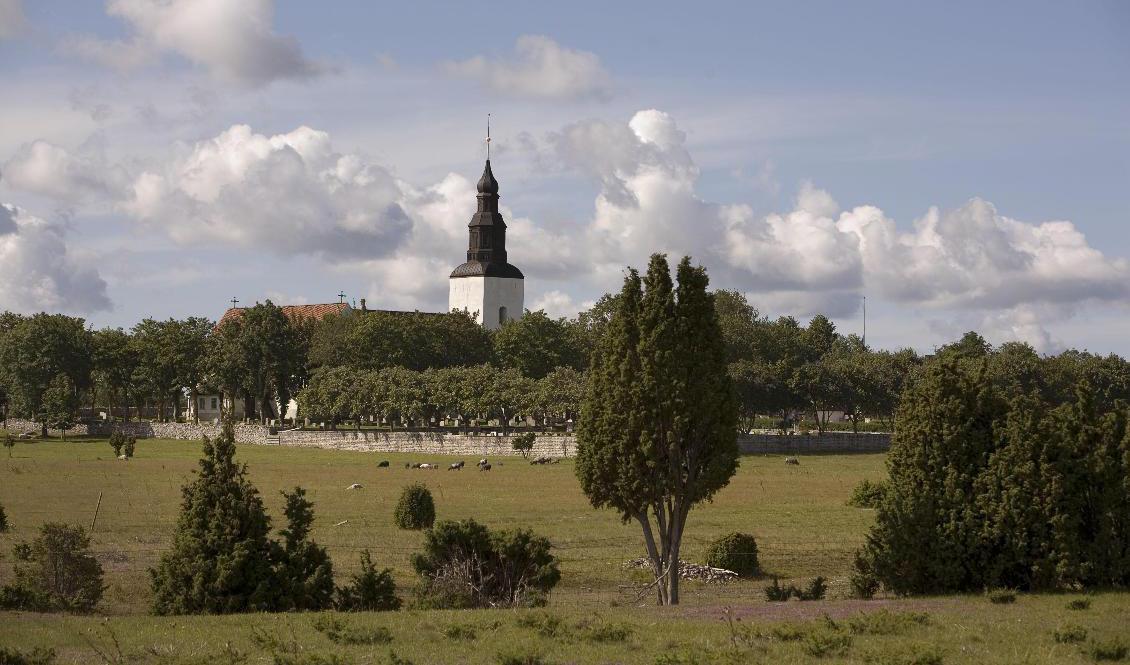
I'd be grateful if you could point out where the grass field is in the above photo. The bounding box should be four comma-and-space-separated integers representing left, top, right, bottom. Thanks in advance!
1, 433, 1128, 664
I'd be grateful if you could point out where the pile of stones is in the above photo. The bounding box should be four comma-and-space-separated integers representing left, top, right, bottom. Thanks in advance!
625, 557, 739, 584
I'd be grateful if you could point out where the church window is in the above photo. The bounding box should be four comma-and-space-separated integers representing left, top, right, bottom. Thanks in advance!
499, 306, 508, 323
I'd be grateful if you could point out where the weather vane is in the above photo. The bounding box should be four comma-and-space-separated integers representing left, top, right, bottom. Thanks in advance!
485, 113, 491, 160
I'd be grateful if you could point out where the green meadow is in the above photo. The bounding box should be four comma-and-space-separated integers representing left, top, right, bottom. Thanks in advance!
1, 433, 1127, 664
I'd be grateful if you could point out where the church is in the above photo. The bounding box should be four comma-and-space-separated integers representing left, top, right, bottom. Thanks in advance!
194, 156, 525, 423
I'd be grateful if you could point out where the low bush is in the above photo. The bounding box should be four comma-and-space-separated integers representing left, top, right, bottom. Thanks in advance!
704, 532, 759, 577
335, 550, 401, 612
312, 615, 393, 645
413, 520, 560, 609
847, 610, 930, 636
108, 431, 126, 457
850, 552, 881, 599
495, 651, 553, 665
799, 576, 827, 601
987, 588, 1016, 604
0, 522, 103, 612
393, 484, 435, 530
1053, 624, 1088, 644
0, 647, 56, 665
515, 612, 566, 638
0, 503, 8, 533
764, 576, 826, 601
803, 630, 852, 658
511, 433, 537, 459
1068, 598, 1092, 611
123, 436, 136, 458
862, 645, 944, 665
764, 578, 793, 602
847, 479, 887, 508
1088, 639, 1129, 662
442, 624, 478, 641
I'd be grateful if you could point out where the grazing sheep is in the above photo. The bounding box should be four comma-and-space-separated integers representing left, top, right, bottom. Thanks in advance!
378, 460, 390, 468
419, 463, 434, 470
478, 458, 488, 467
411, 463, 422, 469
346, 483, 363, 490
479, 463, 492, 472
405, 462, 411, 469
785, 456, 800, 465
449, 461, 464, 470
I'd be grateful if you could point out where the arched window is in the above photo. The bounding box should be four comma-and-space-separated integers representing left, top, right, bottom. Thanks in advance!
499, 306, 508, 324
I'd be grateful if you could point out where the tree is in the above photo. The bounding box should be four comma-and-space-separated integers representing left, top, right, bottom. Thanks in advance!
859, 357, 1002, 594
92, 328, 136, 422
493, 310, 585, 379
534, 366, 584, 427
130, 319, 184, 422
5, 523, 104, 612
576, 255, 738, 605
39, 374, 78, 439
150, 422, 277, 614
0, 314, 92, 436
273, 487, 334, 611
335, 549, 401, 611
236, 302, 303, 423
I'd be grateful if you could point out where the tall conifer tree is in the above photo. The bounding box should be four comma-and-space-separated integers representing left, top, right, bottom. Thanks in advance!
576, 254, 738, 605
150, 422, 277, 614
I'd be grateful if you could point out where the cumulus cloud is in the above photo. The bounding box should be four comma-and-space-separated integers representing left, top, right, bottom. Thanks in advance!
446, 35, 612, 100
2, 140, 129, 202
65, 0, 324, 86
0, 203, 112, 313
123, 124, 413, 259
540, 109, 1130, 343
0, 0, 24, 39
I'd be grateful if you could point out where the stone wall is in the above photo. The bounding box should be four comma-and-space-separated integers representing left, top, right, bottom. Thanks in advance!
2, 418, 91, 437
277, 429, 576, 457
3, 416, 889, 456
738, 432, 890, 454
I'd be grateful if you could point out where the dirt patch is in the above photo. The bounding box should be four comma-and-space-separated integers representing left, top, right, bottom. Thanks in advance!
678, 597, 957, 622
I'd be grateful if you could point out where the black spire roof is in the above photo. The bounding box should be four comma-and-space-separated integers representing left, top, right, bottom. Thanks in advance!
450, 159, 524, 279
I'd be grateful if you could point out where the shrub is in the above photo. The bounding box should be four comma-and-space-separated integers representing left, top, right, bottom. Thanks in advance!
0, 503, 8, 533
846, 610, 930, 636
123, 436, 136, 458
412, 519, 560, 609
312, 615, 393, 645
704, 532, 759, 577
150, 423, 277, 614
1068, 598, 1092, 611
847, 479, 887, 508
108, 431, 126, 457
495, 650, 552, 665
393, 484, 435, 530
764, 577, 793, 602
1, 522, 104, 612
274, 487, 334, 611
1053, 624, 1088, 644
335, 549, 401, 612
442, 624, 478, 641
987, 588, 1016, 604
798, 576, 827, 601
850, 552, 881, 599
803, 631, 852, 658
511, 433, 537, 459
1088, 639, 1129, 662
0, 647, 56, 665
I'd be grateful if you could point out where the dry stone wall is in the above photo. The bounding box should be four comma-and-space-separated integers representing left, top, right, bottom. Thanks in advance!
3, 416, 890, 455
2, 418, 90, 437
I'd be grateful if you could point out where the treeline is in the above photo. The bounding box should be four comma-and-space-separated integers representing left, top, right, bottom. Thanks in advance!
2, 295, 1128, 433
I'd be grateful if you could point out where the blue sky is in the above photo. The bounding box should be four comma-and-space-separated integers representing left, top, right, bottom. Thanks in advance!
0, 0, 1128, 354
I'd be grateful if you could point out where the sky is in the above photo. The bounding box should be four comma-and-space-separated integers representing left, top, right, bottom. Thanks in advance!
0, 0, 1128, 355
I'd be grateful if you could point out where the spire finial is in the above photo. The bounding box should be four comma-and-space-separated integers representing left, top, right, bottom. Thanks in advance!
230, 297, 239, 308
485, 113, 491, 160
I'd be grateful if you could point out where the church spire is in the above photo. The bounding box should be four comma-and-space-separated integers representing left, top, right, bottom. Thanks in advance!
448, 124, 523, 280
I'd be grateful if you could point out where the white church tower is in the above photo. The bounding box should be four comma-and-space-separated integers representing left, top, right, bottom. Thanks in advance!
448, 157, 524, 329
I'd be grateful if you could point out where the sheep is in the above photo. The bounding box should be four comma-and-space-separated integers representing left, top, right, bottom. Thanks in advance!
478, 458, 489, 467
479, 463, 492, 472
449, 461, 464, 470
419, 463, 434, 470
346, 483, 363, 490
784, 456, 800, 466
377, 460, 390, 468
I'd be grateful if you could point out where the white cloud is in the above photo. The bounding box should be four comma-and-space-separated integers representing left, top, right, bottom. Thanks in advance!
0, 0, 24, 39
530, 290, 579, 318
445, 35, 612, 101
2, 139, 128, 202
65, 0, 324, 86
0, 203, 112, 313
123, 124, 413, 259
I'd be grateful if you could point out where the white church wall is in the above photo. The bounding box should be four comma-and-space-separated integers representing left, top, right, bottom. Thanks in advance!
449, 275, 523, 330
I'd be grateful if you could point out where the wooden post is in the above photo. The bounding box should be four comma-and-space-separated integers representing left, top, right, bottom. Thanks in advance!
90, 491, 103, 533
